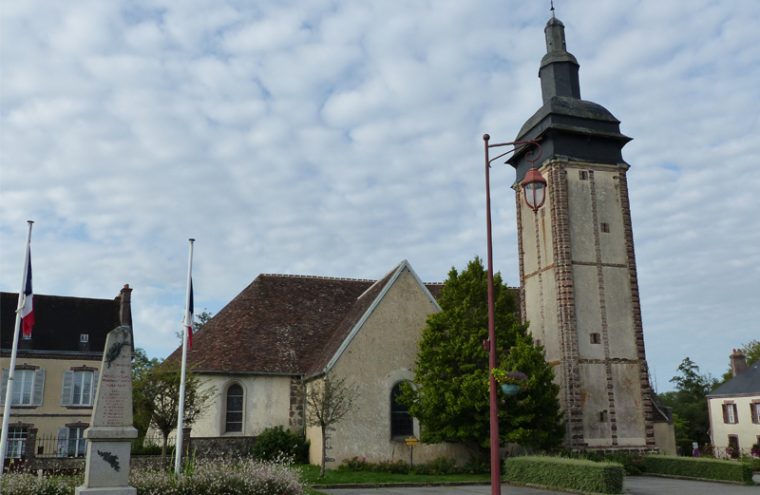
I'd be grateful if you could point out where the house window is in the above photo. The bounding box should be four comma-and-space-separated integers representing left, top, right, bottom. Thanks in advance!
751, 402, 760, 424
61, 369, 97, 406
590, 333, 601, 344
722, 403, 738, 424
390, 382, 413, 438
225, 384, 244, 433
600, 222, 610, 233
579, 171, 588, 180
57, 424, 87, 457
599, 410, 608, 422
6, 427, 27, 459
80, 334, 89, 343
0, 368, 45, 406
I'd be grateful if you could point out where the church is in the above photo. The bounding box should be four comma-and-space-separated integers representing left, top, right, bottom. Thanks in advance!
169, 13, 674, 463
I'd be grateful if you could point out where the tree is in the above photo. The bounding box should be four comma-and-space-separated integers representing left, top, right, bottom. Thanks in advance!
304, 375, 358, 477
132, 348, 161, 442
400, 257, 564, 457
138, 363, 213, 461
658, 357, 717, 454
194, 310, 213, 333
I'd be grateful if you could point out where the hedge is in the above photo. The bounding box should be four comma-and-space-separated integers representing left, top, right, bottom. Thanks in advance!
642, 455, 754, 484
504, 456, 624, 494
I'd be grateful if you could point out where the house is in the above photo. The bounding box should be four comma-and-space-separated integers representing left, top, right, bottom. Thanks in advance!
0, 285, 132, 459
173, 260, 470, 465
707, 350, 760, 456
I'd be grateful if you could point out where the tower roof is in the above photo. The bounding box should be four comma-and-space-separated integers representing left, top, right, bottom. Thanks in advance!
508, 16, 631, 183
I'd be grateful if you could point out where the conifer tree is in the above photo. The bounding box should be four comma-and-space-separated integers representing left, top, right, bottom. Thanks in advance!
400, 258, 564, 454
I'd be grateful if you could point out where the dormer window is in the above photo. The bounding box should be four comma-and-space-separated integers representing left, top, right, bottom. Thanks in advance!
79, 334, 89, 343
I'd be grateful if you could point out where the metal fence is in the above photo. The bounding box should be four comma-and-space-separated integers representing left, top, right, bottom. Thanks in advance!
25, 433, 173, 459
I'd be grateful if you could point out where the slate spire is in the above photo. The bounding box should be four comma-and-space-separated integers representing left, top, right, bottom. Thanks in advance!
539, 17, 581, 101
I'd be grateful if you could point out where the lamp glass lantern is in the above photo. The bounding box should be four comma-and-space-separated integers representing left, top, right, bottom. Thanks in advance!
521, 168, 547, 211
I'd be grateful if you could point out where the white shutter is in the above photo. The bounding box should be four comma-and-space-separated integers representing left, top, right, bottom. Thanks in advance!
90, 371, 99, 406
56, 427, 69, 457
0, 369, 7, 406
33, 369, 45, 406
61, 371, 73, 406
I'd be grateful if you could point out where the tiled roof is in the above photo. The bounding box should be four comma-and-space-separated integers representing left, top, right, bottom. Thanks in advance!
708, 361, 760, 397
173, 273, 380, 375
0, 292, 122, 356
172, 263, 523, 377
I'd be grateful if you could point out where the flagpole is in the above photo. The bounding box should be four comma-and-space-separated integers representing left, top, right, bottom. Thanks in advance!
0, 220, 34, 476
174, 238, 194, 476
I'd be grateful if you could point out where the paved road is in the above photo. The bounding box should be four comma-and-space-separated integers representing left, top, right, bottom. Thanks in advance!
320, 476, 760, 494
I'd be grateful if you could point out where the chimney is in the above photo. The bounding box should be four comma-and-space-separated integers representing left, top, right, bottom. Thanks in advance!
730, 349, 748, 377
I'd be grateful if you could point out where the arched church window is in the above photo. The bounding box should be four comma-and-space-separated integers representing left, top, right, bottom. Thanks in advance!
225, 384, 244, 433
390, 382, 413, 438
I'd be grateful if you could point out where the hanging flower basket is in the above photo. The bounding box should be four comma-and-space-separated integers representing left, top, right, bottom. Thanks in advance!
492, 369, 527, 395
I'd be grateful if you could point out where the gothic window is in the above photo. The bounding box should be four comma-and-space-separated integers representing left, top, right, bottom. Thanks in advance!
590, 333, 601, 344
61, 369, 97, 406
390, 382, 413, 438
599, 410, 608, 422
0, 368, 44, 406
225, 384, 244, 433
722, 403, 738, 424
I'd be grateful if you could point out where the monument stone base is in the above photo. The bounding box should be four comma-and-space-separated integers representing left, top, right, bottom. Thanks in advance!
75, 487, 137, 495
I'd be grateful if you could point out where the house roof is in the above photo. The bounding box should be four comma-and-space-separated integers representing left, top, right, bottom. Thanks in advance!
708, 360, 760, 397
171, 261, 440, 376
0, 291, 123, 357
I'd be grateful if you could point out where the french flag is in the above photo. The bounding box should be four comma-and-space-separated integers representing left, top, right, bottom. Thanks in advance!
184, 278, 194, 349
20, 246, 34, 338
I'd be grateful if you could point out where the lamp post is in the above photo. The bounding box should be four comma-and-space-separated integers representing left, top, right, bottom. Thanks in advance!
482, 134, 543, 495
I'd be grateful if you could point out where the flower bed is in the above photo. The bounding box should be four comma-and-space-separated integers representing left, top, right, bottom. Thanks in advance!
0, 458, 304, 495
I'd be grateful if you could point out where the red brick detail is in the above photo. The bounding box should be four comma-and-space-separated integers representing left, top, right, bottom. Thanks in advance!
618, 171, 657, 447
548, 163, 585, 449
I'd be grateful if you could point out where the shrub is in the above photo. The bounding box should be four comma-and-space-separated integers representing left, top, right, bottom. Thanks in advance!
252, 426, 309, 464
0, 473, 78, 495
572, 450, 646, 475
504, 456, 624, 494
413, 456, 458, 475
642, 455, 753, 484
338, 456, 462, 475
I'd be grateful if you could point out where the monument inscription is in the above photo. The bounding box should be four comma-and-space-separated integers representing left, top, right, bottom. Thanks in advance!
76, 325, 138, 495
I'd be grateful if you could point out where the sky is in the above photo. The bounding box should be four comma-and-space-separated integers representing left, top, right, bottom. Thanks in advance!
1, 0, 758, 392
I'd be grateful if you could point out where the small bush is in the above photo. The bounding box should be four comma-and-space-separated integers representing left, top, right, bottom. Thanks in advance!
338, 456, 463, 475
252, 426, 309, 464
413, 456, 457, 475
504, 456, 624, 494
643, 455, 753, 484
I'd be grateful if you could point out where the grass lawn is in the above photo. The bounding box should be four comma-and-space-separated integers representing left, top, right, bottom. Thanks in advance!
297, 464, 490, 486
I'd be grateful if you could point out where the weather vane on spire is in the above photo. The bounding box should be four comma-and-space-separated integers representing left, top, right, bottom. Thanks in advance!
550, 0, 556, 18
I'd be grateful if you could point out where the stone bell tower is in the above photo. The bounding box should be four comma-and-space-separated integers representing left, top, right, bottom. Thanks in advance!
507, 15, 656, 450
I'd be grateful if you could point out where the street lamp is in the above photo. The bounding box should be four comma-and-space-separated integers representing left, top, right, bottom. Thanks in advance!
482, 134, 542, 495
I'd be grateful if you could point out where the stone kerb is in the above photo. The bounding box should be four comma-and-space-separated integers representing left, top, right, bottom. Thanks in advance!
76, 325, 138, 495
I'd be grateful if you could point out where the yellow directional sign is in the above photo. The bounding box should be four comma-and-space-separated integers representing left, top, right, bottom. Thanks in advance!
404, 437, 419, 446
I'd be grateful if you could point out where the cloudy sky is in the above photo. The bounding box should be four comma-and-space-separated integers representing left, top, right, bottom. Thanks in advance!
1, 0, 758, 391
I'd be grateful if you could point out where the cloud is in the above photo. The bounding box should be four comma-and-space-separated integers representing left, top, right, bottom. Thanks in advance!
1, 0, 758, 390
